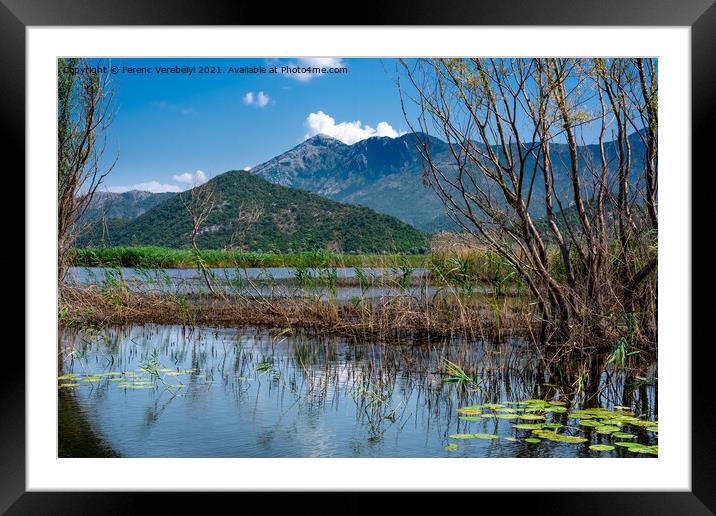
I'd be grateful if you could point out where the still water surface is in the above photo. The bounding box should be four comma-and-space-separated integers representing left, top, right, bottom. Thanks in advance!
59, 325, 657, 458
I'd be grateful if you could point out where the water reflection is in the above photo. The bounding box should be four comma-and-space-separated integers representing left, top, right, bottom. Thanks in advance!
58, 325, 657, 458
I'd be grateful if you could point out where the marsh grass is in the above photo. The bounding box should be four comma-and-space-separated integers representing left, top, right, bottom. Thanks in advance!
58, 268, 530, 342
67, 246, 551, 290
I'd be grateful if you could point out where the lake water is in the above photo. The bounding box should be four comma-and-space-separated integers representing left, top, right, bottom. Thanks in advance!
58, 325, 658, 458
65, 266, 503, 300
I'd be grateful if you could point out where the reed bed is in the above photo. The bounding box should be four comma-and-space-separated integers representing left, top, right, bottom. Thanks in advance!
66, 245, 543, 289
59, 279, 533, 342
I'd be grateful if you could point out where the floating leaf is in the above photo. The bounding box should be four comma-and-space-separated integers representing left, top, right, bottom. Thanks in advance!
550, 434, 588, 444
513, 423, 545, 430
545, 406, 568, 413
470, 433, 499, 440
449, 433, 498, 440
578, 420, 601, 427
595, 425, 620, 434
503, 437, 518, 442
524, 438, 541, 444
627, 444, 658, 455
612, 432, 636, 439
444, 444, 458, 451
457, 406, 482, 415
495, 414, 519, 419
58, 383, 79, 388
518, 414, 545, 421
589, 444, 615, 452
449, 434, 477, 439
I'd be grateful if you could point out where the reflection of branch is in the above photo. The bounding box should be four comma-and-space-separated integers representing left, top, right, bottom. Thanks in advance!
140, 349, 182, 398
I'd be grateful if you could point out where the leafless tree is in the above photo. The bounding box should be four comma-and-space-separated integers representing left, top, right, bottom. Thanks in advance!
181, 181, 220, 296
398, 58, 657, 347
223, 202, 264, 251
57, 58, 117, 285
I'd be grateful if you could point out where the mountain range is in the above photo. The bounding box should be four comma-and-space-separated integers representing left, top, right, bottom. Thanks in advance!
249, 131, 647, 232
84, 190, 175, 220
80, 130, 648, 250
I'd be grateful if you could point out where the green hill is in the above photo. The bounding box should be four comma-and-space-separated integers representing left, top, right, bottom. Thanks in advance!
77, 170, 428, 254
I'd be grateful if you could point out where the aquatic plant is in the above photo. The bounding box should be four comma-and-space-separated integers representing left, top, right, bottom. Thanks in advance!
440, 358, 478, 387
139, 348, 181, 397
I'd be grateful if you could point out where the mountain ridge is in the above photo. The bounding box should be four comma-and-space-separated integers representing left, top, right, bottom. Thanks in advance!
77, 170, 428, 253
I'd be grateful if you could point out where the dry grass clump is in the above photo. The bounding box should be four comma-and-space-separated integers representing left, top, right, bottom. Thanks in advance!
59, 284, 533, 341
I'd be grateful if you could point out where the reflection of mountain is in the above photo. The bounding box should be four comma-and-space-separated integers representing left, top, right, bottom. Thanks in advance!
250, 132, 648, 232
58, 389, 119, 458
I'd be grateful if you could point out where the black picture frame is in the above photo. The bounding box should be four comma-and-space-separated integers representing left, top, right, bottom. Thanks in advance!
6, 0, 713, 513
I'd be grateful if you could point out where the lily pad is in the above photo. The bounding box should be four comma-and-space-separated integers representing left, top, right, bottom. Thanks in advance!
627, 444, 658, 455
612, 432, 636, 439
449, 434, 477, 439
470, 433, 499, 440
518, 414, 546, 421
512, 423, 545, 430
457, 407, 482, 415
523, 438, 541, 444
481, 404, 505, 410
589, 444, 615, 452
444, 444, 458, 451
595, 425, 620, 434
545, 406, 568, 413
551, 434, 588, 444
58, 383, 79, 388
449, 433, 498, 440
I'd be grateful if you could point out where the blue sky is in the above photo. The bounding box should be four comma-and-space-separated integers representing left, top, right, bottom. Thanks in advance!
84, 57, 639, 193
97, 57, 412, 193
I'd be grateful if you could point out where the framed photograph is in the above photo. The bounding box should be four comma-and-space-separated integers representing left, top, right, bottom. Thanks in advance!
8, 0, 713, 512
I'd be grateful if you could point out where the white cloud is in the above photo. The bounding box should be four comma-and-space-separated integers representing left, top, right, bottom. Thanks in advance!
284, 58, 346, 82
243, 166, 252, 171
106, 170, 208, 194
243, 91, 270, 108
256, 91, 270, 108
106, 181, 183, 194
172, 170, 207, 185
303, 111, 405, 145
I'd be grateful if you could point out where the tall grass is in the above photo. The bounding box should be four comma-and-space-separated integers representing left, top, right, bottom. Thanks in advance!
68, 246, 426, 269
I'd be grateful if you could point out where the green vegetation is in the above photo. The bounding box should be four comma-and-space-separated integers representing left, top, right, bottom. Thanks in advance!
68, 246, 426, 269
76, 171, 429, 254
449, 399, 657, 455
